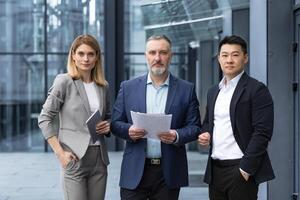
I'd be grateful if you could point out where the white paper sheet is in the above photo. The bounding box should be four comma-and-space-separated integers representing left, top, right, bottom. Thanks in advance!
130, 111, 172, 140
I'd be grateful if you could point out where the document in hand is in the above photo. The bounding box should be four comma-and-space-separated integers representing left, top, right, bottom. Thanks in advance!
130, 111, 172, 140
86, 109, 101, 143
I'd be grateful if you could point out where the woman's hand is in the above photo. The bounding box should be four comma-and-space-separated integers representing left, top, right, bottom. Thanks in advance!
56, 150, 78, 169
96, 120, 110, 135
47, 136, 78, 169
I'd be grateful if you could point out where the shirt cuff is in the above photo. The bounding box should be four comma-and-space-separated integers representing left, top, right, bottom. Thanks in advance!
239, 168, 250, 176
173, 130, 179, 144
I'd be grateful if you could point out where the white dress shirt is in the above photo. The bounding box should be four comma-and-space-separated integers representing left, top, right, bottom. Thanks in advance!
146, 73, 169, 158
211, 71, 244, 160
83, 82, 100, 146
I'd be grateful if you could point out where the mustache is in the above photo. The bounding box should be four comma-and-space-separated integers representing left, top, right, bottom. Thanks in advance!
151, 62, 163, 66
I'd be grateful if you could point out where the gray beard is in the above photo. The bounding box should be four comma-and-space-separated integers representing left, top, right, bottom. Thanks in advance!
149, 66, 166, 76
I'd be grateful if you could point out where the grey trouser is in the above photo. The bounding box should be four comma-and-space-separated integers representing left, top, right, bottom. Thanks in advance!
62, 146, 108, 200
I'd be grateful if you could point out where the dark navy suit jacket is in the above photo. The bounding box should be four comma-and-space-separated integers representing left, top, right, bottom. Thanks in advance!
111, 73, 201, 189
202, 73, 275, 184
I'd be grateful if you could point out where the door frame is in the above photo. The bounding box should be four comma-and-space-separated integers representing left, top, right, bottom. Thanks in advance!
293, 7, 300, 199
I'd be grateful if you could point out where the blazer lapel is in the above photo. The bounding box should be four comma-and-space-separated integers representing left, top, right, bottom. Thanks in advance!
209, 86, 220, 131
137, 75, 147, 113
230, 73, 248, 129
74, 79, 91, 115
165, 74, 177, 114
95, 85, 104, 116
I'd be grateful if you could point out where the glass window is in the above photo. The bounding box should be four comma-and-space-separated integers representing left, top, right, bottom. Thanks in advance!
47, 0, 104, 52
0, 54, 44, 151
0, 1, 44, 52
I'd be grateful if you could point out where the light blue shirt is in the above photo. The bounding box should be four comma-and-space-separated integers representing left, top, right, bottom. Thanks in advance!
146, 73, 169, 158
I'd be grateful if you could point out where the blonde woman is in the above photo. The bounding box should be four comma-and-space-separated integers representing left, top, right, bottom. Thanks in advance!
38, 34, 110, 200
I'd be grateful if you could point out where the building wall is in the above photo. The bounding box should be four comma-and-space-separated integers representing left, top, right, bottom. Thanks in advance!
267, 0, 295, 199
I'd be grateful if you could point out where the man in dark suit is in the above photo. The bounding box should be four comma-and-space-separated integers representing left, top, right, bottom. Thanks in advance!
111, 35, 201, 200
198, 35, 275, 200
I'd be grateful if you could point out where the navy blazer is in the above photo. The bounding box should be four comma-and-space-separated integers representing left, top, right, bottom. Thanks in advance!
202, 73, 275, 184
111, 73, 201, 189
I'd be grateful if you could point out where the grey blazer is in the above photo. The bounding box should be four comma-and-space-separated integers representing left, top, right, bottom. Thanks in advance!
38, 73, 110, 165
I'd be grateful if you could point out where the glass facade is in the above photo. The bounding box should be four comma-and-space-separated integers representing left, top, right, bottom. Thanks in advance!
0, 0, 104, 152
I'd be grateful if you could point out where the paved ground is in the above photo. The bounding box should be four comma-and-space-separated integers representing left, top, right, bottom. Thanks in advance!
0, 151, 209, 200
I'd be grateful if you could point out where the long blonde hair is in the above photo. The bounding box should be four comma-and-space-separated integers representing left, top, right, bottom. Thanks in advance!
67, 34, 107, 86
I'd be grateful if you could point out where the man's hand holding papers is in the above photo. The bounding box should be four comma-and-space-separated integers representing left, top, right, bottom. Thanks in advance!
128, 126, 146, 141
158, 130, 177, 144
130, 111, 172, 140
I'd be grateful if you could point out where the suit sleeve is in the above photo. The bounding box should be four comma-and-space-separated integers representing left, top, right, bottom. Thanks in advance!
201, 88, 212, 134
111, 82, 132, 141
240, 83, 274, 175
38, 74, 67, 140
104, 84, 111, 121
176, 85, 202, 145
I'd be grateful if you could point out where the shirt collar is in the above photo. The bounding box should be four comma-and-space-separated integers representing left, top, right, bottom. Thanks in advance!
147, 73, 170, 87
219, 71, 244, 89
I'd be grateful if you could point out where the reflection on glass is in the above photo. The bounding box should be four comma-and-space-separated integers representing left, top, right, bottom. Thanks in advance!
140, 0, 248, 48
0, 54, 44, 151
47, 0, 104, 52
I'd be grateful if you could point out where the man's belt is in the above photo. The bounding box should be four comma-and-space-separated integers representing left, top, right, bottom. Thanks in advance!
146, 158, 161, 165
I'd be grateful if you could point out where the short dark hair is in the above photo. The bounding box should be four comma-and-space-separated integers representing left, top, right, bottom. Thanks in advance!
146, 34, 172, 48
218, 35, 247, 54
